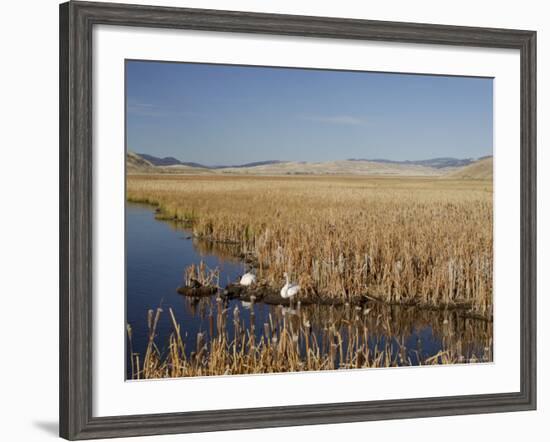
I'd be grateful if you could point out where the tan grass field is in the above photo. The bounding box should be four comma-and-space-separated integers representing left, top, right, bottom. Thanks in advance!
127, 173, 493, 316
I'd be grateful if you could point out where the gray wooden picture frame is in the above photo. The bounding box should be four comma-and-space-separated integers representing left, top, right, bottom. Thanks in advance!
59, 1, 537, 439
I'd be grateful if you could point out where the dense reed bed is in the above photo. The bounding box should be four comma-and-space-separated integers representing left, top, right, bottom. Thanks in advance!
127, 174, 493, 315
127, 300, 492, 379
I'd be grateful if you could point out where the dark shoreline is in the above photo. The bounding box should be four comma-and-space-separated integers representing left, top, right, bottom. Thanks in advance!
177, 282, 493, 322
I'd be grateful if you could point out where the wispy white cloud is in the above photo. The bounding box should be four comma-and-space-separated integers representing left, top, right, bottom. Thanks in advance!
127, 101, 199, 118
127, 102, 162, 117
299, 115, 368, 126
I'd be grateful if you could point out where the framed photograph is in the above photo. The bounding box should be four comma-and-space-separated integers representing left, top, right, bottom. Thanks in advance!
59, 1, 536, 439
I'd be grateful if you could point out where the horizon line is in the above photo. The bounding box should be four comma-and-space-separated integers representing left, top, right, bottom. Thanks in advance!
131, 151, 493, 168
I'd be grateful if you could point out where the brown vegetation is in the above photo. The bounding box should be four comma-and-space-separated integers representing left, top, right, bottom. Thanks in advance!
127, 302, 492, 379
127, 174, 493, 316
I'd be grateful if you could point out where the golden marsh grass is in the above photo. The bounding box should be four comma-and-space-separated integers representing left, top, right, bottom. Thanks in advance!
127, 174, 493, 315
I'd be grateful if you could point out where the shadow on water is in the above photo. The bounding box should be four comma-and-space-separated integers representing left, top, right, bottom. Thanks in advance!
126, 203, 492, 378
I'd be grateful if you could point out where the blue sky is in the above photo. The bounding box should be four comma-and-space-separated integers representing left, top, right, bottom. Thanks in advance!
126, 60, 493, 165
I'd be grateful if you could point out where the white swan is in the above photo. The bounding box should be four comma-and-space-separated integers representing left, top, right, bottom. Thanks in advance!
280, 272, 300, 299
239, 272, 256, 286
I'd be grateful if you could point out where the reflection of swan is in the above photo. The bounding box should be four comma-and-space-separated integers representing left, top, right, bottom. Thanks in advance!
281, 272, 300, 299
241, 295, 256, 309
281, 306, 297, 316
239, 272, 256, 286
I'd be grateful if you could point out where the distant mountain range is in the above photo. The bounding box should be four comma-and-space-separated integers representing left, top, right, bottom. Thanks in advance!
138, 153, 487, 170
138, 153, 284, 169
347, 157, 475, 169
129, 152, 492, 179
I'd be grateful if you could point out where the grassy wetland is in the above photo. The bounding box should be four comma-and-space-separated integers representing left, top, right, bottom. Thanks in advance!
127, 174, 493, 313
126, 173, 493, 379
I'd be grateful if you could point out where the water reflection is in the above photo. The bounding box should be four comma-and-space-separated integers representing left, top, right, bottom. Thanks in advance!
178, 295, 492, 367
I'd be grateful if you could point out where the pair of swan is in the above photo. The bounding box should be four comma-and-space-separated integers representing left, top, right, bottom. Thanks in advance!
239, 271, 300, 299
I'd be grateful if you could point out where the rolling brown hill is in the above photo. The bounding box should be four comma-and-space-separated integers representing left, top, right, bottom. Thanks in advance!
127, 152, 210, 174
445, 157, 493, 180
219, 160, 444, 176
127, 151, 154, 172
